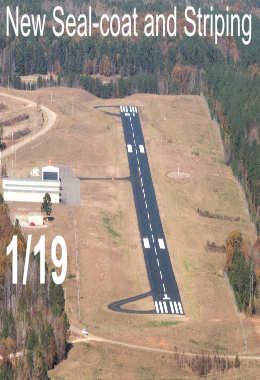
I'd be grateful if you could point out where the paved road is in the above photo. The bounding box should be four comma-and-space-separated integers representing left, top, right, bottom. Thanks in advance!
108, 291, 155, 314
120, 105, 184, 316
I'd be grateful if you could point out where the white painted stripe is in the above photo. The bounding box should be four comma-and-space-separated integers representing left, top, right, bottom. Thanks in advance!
139, 145, 145, 154
154, 247, 158, 256
149, 224, 152, 231
133, 113, 135, 117
178, 302, 184, 315
143, 238, 150, 249
158, 239, 166, 249
163, 283, 166, 293
135, 107, 138, 113
163, 301, 168, 314
147, 212, 150, 220
127, 144, 133, 153
129, 106, 132, 112
170, 301, 175, 314
159, 270, 162, 279
120, 106, 123, 112
152, 235, 155, 243
155, 301, 159, 314
125, 106, 128, 112
159, 301, 164, 314
145, 201, 148, 209
174, 302, 179, 314
140, 177, 143, 186
122, 106, 125, 112
125, 113, 130, 116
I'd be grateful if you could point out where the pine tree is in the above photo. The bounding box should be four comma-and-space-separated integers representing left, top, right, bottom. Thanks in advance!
41, 193, 52, 218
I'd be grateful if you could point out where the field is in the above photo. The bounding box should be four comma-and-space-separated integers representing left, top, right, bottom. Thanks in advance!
1, 87, 259, 379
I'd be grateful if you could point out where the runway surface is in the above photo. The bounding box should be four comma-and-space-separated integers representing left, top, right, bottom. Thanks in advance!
120, 105, 184, 316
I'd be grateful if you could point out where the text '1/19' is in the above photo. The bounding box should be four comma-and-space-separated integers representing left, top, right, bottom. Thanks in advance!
6, 235, 67, 285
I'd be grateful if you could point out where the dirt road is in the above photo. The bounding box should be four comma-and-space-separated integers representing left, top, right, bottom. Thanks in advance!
0, 91, 56, 160
70, 326, 260, 362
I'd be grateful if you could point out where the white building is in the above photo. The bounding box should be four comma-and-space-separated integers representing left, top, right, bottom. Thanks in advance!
2, 166, 61, 204
42, 166, 59, 181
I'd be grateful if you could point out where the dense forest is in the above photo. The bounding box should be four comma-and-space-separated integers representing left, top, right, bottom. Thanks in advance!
0, 198, 69, 379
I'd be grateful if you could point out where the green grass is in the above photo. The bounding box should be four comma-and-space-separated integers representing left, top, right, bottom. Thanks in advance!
192, 149, 200, 156
145, 320, 181, 328
67, 274, 76, 279
211, 344, 228, 352
184, 259, 193, 272
137, 366, 157, 379
102, 215, 120, 239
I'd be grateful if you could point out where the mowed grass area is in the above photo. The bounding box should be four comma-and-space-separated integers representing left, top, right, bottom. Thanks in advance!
2, 87, 259, 378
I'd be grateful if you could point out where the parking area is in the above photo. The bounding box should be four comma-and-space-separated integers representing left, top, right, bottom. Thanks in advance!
59, 166, 81, 206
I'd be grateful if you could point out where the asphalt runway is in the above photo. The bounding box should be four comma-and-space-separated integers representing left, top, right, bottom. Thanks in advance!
120, 105, 184, 316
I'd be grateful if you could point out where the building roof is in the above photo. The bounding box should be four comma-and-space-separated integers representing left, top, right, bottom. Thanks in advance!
42, 166, 59, 172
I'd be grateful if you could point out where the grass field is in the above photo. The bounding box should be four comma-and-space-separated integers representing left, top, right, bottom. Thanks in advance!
1, 87, 259, 379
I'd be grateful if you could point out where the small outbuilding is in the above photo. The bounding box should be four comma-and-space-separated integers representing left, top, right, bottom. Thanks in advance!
28, 212, 44, 226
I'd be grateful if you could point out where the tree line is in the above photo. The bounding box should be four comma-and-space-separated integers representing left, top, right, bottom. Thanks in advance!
0, 198, 69, 379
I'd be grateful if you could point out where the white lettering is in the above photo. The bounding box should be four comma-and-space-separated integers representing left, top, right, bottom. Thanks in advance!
52, 6, 65, 37
6, 6, 19, 37
184, 6, 196, 37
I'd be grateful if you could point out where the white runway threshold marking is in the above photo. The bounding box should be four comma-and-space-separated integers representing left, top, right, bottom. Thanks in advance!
139, 145, 145, 154
158, 239, 166, 249
143, 238, 150, 249
178, 302, 184, 314
127, 144, 133, 153
155, 300, 183, 314
155, 301, 159, 314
